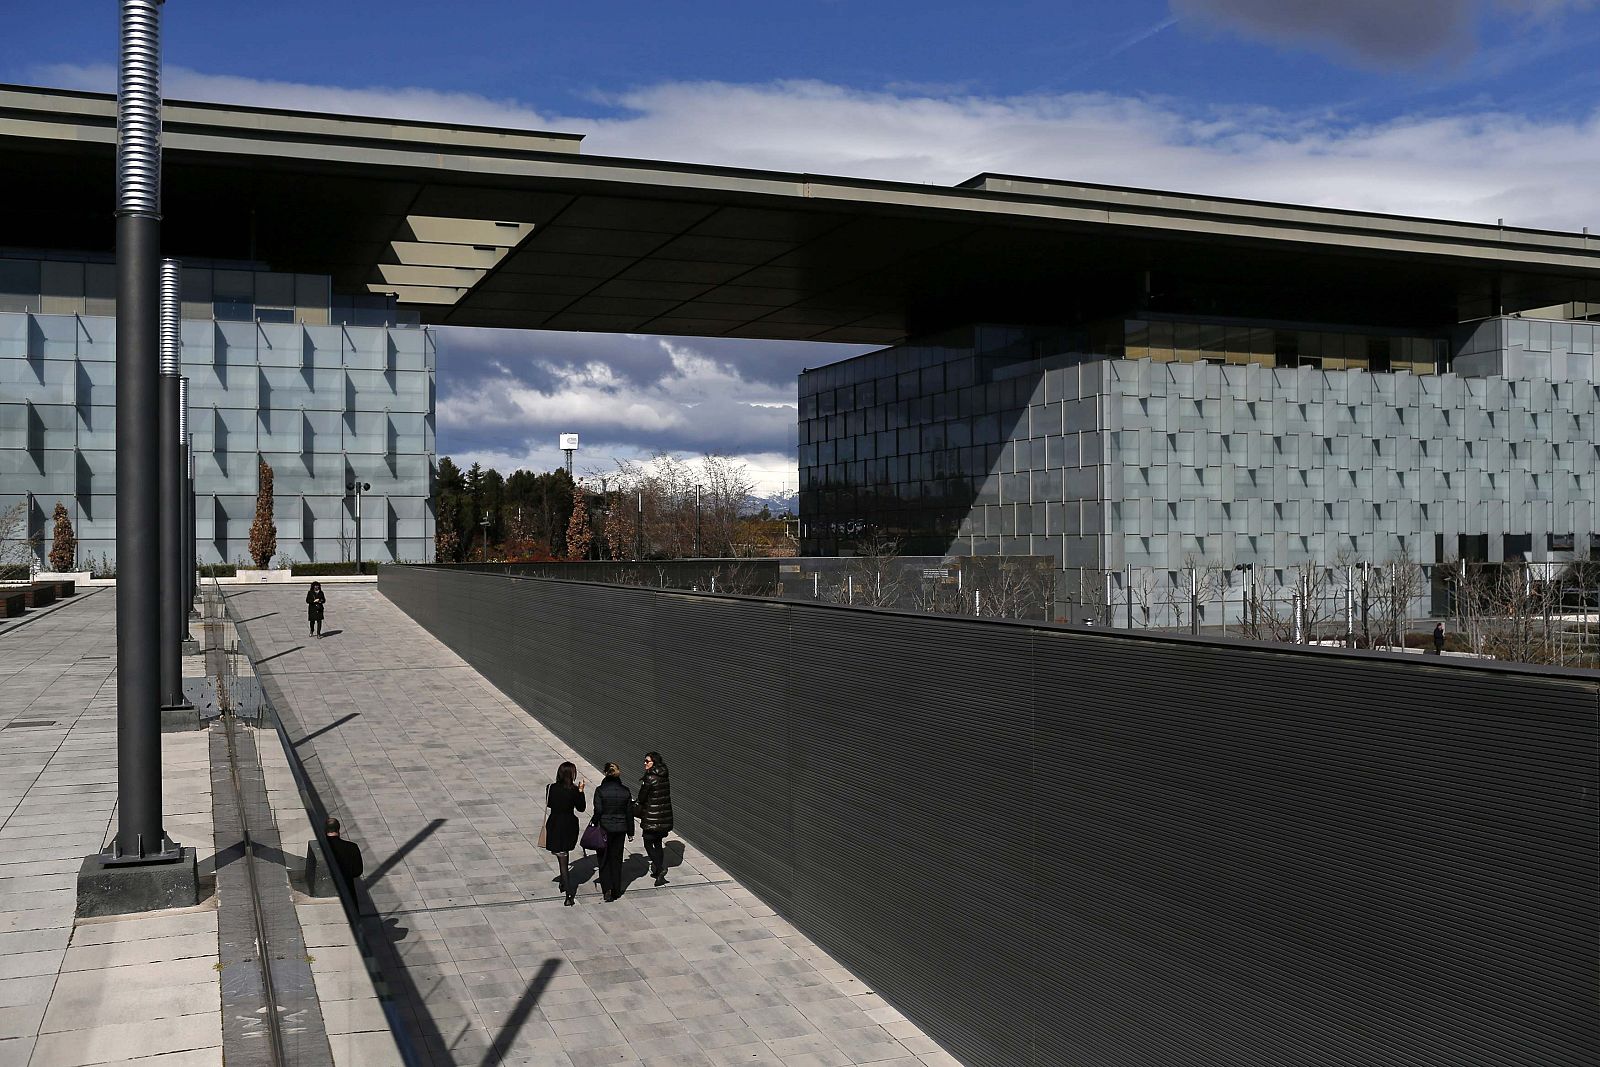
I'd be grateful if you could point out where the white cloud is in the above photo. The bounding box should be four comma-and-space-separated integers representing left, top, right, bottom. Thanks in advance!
34, 62, 1600, 230
29, 63, 1600, 487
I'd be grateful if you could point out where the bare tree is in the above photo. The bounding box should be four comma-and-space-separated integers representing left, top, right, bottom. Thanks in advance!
967, 557, 1054, 620
1370, 550, 1424, 650
828, 537, 906, 609
0, 501, 41, 573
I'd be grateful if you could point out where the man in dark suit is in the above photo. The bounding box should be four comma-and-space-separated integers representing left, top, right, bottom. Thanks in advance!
324, 817, 365, 885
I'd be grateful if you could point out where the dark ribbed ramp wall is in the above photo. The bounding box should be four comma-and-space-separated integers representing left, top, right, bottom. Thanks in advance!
380, 564, 1600, 1067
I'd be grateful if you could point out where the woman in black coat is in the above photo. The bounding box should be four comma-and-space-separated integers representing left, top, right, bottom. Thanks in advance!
636, 751, 674, 885
306, 582, 326, 637
591, 763, 634, 902
544, 762, 586, 905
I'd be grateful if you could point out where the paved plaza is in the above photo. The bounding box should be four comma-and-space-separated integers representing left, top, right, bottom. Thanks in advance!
233, 583, 956, 1067
0, 591, 222, 1067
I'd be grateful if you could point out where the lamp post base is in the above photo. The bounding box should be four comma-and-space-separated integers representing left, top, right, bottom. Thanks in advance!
75, 846, 199, 918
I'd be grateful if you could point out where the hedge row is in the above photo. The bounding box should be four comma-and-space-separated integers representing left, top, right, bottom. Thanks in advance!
289, 561, 380, 576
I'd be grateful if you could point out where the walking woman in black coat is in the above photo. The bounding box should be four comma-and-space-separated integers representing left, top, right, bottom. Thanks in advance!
591, 763, 634, 902
306, 581, 326, 637
544, 761, 586, 905
636, 751, 674, 885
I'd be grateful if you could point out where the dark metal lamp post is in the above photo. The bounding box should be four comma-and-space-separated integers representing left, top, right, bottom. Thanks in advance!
76, 0, 199, 918
347, 480, 370, 568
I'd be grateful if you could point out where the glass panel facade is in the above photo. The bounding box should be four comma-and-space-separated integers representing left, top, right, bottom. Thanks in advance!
0, 257, 435, 567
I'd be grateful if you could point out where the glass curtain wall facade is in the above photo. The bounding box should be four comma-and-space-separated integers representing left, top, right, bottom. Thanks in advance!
0, 254, 436, 568
799, 317, 1600, 622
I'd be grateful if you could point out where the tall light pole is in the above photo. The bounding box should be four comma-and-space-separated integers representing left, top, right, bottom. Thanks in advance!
635, 488, 643, 560
80, 0, 198, 916
693, 484, 703, 557
158, 259, 189, 713
560, 432, 578, 478
480, 512, 491, 562
347, 480, 370, 568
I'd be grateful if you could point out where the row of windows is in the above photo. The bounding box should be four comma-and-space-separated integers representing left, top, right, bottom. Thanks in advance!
1096, 318, 1446, 374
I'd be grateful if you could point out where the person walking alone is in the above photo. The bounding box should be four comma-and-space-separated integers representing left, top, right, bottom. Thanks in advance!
306, 581, 326, 638
1432, 621, 1446, 656
544, 762, 586, 906
636, 751, 673, 886
591, 763, 633, 902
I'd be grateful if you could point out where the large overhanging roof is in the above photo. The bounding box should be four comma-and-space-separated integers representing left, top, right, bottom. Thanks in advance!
4, 82, 1600, 344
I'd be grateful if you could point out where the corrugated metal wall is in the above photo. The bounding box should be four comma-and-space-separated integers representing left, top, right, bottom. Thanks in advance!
380, 565, 1600, 1067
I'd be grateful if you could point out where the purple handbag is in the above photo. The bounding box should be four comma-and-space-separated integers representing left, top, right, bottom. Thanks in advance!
580, 823, 608, 853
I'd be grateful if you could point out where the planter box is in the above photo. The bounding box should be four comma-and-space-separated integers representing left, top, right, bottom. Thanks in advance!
1, 591, 26, 617
47, 571, 92, 586
25, 582, 56, 608
234, 569, 298, 584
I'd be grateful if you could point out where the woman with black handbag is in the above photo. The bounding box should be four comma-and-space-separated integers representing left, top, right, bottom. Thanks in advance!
543, 762, 586, 906
591, 763, 634, 902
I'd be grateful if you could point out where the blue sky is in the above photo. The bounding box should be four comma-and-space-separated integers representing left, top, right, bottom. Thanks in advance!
6, 0, 1600, 492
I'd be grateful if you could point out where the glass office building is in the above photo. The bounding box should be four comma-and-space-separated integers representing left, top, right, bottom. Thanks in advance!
798, 315, 1600, 622
0, 253, 436, 567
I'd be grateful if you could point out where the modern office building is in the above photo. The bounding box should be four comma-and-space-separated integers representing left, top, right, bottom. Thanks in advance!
1, 253, 435, 566
5, 84, 1600, 604
798, 310, 1599, 622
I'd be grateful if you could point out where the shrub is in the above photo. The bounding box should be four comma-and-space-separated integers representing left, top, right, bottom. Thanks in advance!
291, 561, 380, 577
49, 502, 76, 572
198, 564, 237, 577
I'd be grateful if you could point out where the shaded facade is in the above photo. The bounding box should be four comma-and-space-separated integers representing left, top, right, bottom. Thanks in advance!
0, 254, 435, 567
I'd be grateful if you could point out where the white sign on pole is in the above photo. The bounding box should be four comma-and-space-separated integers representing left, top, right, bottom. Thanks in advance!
559, 433, 580, 451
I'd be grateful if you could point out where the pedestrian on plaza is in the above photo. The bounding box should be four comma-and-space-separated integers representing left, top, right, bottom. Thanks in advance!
591, 762, 634, 902
324, 816, 364, 885
544, 761, 586, 906
636, 751, 674, 886
1432, 621, 1446, 655
306, 581, 326, 638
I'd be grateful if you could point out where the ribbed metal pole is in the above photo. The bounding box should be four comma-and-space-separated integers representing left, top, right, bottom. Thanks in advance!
159, 260, 188, 709
187, 432, 196, 610
113, 0, 175, 862
180, 377, 194, 631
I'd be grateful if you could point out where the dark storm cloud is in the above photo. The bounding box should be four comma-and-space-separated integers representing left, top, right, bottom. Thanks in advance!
1173, 0, 1475, 61
1172, 0, 1589, 63
433, 326, 870, 464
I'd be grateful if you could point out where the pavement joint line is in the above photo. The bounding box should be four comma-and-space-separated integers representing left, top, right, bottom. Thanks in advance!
362, 876, 738, 919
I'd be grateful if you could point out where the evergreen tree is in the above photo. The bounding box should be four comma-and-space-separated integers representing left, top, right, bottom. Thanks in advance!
48, 502, 76, 572
249, 459, 277, 568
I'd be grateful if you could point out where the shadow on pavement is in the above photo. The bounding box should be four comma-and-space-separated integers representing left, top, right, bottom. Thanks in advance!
479, 959, 562, 1067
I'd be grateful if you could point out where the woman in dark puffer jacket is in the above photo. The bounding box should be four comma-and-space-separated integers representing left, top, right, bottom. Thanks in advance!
636, 751, 674, 885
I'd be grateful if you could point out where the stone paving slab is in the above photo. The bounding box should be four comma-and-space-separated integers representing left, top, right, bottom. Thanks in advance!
234, 584, 960, 1067
0, 591, 224, 1067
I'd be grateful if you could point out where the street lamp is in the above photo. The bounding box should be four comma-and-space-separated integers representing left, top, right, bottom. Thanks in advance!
346, 480, 370, 568
693, 484, 703, 558
479, 511, 491, 562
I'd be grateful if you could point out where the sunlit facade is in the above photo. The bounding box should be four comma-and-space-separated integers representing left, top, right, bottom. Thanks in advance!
0, 253, 436, 567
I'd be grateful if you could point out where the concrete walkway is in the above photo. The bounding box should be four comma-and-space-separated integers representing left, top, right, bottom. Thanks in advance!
234, 583, 956, 1067
0, 590, 222, 1067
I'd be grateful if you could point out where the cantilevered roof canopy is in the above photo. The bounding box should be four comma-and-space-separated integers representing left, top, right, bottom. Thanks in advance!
4, 82, 1600, 344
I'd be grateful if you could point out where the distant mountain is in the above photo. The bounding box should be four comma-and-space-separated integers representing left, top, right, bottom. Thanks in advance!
743, 491, 799, 517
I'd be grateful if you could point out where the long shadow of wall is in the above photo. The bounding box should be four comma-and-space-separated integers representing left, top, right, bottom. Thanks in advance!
381, 565, 1600, 1067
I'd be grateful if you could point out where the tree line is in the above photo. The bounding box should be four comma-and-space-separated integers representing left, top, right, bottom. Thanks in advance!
434, 452, 792, 563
